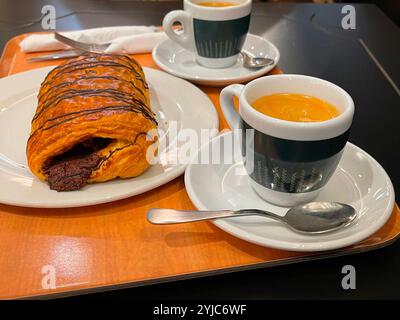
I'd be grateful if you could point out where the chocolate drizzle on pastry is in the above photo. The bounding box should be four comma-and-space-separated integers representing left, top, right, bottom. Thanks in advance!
41, 53, 148, 88
32, 89, 154, 123
29, 105, 147, 139
38, 76, 148, 103
32, 53, 156, 125
28, 53, 158, 191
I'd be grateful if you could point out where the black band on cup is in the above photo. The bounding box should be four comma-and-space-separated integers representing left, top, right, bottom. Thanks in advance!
193, 15, 250, 58
240, 119, 350, 193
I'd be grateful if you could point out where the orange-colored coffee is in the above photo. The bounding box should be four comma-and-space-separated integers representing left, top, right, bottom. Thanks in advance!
251, 93, 340, 122
198, 1, 237, 7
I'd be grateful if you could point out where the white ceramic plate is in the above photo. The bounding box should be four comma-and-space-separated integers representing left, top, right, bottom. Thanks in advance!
0, 66, 219, 208
185, 132, 395, 252
152, 33, 280, 86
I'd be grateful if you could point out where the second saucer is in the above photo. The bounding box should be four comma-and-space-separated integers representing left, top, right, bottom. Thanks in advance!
152, 33, 280, 86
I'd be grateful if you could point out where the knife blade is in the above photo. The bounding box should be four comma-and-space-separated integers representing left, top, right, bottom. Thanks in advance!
27, 50, 84, 62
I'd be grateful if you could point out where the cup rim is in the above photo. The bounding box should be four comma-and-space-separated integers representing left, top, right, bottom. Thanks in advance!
239, 74, 355, 141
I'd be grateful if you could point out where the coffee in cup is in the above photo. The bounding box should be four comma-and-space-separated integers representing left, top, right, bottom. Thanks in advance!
251, 93, 340, 122
198, 2, 237, 7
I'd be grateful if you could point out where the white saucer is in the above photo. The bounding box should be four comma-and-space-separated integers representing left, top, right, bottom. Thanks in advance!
0, 66, 218, 208
152, 34, 280, 86
184, 132, 395, 252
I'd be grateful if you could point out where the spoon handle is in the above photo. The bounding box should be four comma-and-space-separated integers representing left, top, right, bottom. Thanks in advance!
147, 208, 283, 224
148, 209, 235, 224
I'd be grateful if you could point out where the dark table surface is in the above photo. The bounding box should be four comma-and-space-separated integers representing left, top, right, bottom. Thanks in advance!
0, 0, 399, 299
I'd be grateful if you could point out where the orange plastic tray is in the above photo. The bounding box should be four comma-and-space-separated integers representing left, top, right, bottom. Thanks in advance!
0, 34, 399, 299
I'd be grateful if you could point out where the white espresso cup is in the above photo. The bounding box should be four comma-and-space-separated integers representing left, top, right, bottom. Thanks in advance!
220, 74, 355, 206
163, 0, 252, 68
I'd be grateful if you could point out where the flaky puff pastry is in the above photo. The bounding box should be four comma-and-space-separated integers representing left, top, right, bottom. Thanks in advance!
27, 53, 158, 189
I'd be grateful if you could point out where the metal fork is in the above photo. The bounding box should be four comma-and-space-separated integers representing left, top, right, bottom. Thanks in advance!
54, 32, 111, 53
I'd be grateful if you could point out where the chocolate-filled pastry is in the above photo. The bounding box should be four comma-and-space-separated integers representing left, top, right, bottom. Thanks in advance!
27, 53, 158, 191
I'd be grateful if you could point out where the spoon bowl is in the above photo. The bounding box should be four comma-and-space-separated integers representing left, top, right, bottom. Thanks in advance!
241, 51, 275, 68
282, 202, 357, 234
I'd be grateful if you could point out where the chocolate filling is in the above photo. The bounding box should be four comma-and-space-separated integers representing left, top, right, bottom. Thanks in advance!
44, 138, 112, 191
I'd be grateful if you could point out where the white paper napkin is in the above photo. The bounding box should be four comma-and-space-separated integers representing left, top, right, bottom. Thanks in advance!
19, 26, 168, 54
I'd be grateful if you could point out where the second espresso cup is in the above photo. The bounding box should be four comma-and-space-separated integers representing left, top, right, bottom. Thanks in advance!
220, 75, 355, 206
163, 0, 252, 68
